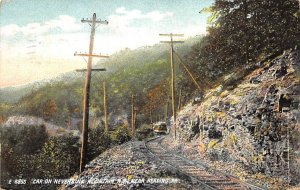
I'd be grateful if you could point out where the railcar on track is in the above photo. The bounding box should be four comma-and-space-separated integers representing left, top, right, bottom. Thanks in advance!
152, 122, 168, 135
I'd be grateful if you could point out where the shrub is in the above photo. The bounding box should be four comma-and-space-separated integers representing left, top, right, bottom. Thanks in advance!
110, 125, 131, 145
0, 125, 48, 189
136, 124, 153, 140
36, 135, 80, 179
87, 127, 111, 161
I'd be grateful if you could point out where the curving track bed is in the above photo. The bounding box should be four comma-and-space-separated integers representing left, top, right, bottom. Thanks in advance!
146, 137, 266, 190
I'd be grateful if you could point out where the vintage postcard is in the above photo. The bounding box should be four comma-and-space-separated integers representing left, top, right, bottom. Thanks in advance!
1, 0, 299, 189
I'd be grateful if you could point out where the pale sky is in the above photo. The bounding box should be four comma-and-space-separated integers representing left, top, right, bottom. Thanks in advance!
0, 0, 213, 87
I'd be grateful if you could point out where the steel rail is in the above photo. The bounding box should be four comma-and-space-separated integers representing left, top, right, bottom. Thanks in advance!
145, 136, 267, 190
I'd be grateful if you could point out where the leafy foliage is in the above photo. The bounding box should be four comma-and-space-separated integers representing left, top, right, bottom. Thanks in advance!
87, 127, 111, 161
1, 38, 198, 129
110, 125, 131, 145
190, 0, 300, 84
13, 81, 83, 125
0, 125, 48, 189
36, 135, 80, 179
142, 79, 169, 116
0, 123, 132, 189
174, 0, 300, 105
136, 124, 154, 141
0, 125, 48, 155
43, 99, 58, 119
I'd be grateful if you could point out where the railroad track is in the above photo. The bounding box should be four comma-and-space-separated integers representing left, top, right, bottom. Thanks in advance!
146, 137, 266, 190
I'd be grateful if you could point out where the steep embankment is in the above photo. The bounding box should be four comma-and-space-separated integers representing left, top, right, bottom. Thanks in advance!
170, 50, 300, 189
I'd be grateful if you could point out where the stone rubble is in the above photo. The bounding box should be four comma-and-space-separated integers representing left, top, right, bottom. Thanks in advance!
61, 141, 193, 190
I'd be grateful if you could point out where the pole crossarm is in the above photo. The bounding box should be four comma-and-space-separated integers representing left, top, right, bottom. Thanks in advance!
74, 52, 110, 58
81, 13, 108, 28
159, 33, 184, 44
159, 33, 184, 37
76, 68, 106, 72
81, 13, 108, 25
81, 19, 108, 25
160, 41, 184, 44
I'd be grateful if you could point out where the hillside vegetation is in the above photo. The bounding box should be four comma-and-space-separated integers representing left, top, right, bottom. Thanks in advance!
0, 37, 199, 127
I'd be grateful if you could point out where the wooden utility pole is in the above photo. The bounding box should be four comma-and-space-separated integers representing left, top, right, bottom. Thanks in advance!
134, 110, 137, 129
76, 69, 107, 130
178, 87, 182, 111
165, 102, 168, 122
103, 81, 108, 132
75, 13, 108, 173
150, 110, 153, 123
160, 33, 184, 139
131, 94, 135, 137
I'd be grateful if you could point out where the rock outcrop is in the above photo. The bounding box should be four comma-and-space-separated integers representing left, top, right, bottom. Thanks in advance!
175, 49, 300, 187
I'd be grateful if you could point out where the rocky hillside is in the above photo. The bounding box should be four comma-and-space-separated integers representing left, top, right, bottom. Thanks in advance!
173, 49, 300, 188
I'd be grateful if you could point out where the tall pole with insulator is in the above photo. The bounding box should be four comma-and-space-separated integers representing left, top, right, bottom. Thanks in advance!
159, 33, 184, 140
75, 13, 108, 173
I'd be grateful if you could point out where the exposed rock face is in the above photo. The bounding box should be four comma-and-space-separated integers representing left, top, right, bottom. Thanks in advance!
176, 50, 300, 185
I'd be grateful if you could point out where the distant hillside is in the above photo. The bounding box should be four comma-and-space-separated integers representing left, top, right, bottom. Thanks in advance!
1, 36, 201, 126
97, 36, 196, 73
0, 84, 39, 104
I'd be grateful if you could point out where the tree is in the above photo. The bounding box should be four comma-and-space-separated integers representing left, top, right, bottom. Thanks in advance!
142, 79, 169, 121
191, 0, 300, 87
43, 99, 58, 119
